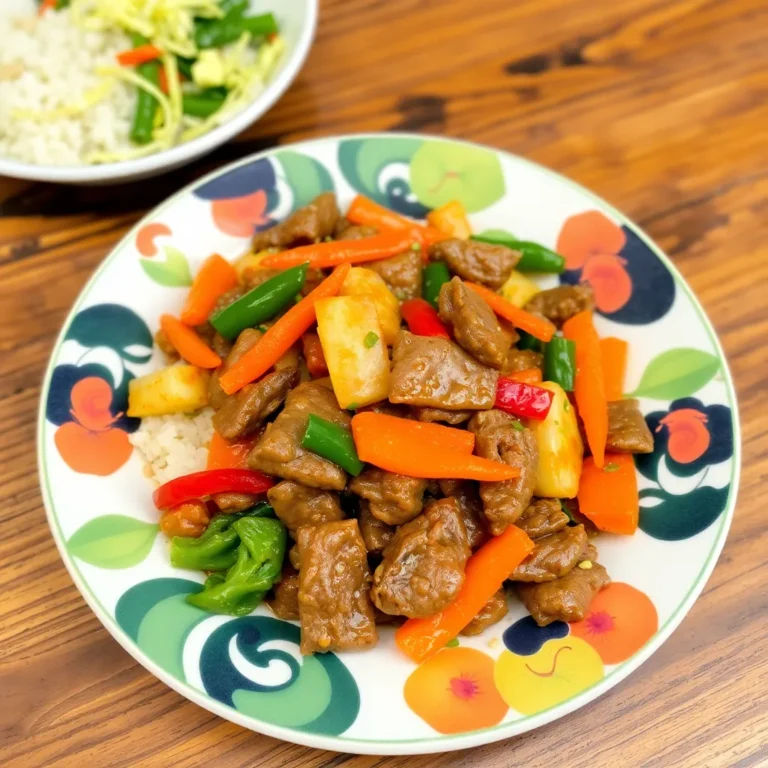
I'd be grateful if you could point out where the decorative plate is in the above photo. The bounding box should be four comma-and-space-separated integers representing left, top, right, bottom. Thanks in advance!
38, 134, 740, 755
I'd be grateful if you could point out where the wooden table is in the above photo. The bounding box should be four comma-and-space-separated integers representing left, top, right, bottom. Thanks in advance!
1, 0, 766, 765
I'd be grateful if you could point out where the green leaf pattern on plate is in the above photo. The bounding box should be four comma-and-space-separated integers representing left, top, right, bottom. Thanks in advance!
140, 245, 193, 287
627, 348, 720, 399
67, 515, 158, 569
276, 150, 335, 211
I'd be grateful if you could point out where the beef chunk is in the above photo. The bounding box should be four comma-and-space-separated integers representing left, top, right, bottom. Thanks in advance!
211, 332, 233, 359
389, 331, 498, 410
288, 543, 301, 570
213, 368, 298, 439
211, 492, 259, 513
267, 480, 344, 534
267, 567, 300, 621
468, 410, 538, 535
524, 285, 595, 328
371, 498, 470, 618
429, 238, 519, 289
460, 589, 508, 636
154, 329, 179, 361
510, 524, 588, 582
516, 498, 570, 539
503, 348, 544, 374
358, 501, 395, 554
248, 382, 350, 490
241, 267, 284, 291
438, 277, 510, 369
348, 467, 427, 526
368, 250, 422, 300
334, 218, 377, 240
297, 520, 377, 653
606, 399, 654, 453
438, 479, 488, 550
414, 407, 473, 425
211, 285, 247, 319
209, 328, 262, 409
252, 191, 339, 250
516, 560, 611, 626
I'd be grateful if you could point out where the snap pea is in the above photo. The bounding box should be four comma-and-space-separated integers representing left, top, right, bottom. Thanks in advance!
195, 12, 278, 49
422, 261, 451, 308
543, 336, 576, 391
210, 262, 308, 339
471, 233, 565, 273
129, 34, 160, 145
182, 93, 226, 118
302, 414, 363, 476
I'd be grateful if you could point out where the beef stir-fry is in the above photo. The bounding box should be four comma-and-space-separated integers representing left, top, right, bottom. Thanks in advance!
129, 191, 652, 662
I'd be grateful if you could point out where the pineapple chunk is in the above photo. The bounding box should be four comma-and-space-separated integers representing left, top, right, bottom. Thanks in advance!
127, 365, 210, 417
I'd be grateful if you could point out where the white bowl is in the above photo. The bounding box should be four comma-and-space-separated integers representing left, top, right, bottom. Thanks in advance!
0, 0, 317, 184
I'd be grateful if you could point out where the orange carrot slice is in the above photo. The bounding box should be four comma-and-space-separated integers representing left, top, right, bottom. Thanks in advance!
346, 194, 447, 247
577, 453, 638, 534
180, 254, 238, 326
396, 525, 535, 663
507, 367, 543, 385
159, 315, 221, 369
465, 282, 556, 342
207, 431, 257, 470
116, 44, 163, 67
563, 310, 608, 467
352, 412, 474, 455
219, 265, 351, 394
600, 336, 628, 401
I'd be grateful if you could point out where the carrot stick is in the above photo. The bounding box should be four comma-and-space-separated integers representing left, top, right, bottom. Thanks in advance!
351, 413, 519, 481
346, 194, 447, 247
259, 231, 414, 270
38, 0, 57, 15
301, 332, 329, 378
563, 310, 608, 467
396, 525, 534, 663
465, 282, 556, 342
600, 336, 628, 401
508, 367, 543, 385
117, 44, 163, 67
220, 265, 351, 395
180, 254, 238, 326
577, 453, 638, 534
352, 412, 475, 455
159, 315, 221, 369
427, 200, 472, 239
207, 431, 257, 470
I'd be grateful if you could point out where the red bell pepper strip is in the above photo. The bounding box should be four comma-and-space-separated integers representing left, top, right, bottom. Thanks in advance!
400, 298, 450, 339
495, 377, 554, 420
301, 332, 329, 377
153, 469, 275, 510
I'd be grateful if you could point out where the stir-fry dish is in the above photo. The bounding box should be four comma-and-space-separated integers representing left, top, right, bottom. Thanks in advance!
128, 192, 655, 661
0, 1, 282, 165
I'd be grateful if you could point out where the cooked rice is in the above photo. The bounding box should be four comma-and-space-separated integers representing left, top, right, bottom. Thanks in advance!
129, 408, 214, 486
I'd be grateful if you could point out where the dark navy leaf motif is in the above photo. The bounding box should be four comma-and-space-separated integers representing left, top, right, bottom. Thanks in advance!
65, 304, 152, 364
194, 157, 277, 200
639, 485, 729, 541
503, 616, 569, 655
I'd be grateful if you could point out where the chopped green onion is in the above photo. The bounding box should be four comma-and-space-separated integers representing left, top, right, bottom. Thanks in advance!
364, 331, 379, 349
603, 462, 620, 473
512, 420, 525, 432
410, 242, 421, 252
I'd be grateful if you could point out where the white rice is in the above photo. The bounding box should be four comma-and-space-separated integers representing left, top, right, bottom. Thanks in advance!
129, 408, 214, 486
0, 9, 135, 165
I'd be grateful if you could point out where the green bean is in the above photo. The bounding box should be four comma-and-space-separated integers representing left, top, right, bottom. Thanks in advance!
195, 12, 278, 49
182, 93, 226, 118
129, 34, 160, 145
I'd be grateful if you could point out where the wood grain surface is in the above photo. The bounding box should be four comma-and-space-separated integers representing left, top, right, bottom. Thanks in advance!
1, 0, 766, 765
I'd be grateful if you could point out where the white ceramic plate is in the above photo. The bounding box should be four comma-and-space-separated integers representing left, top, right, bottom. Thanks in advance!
38, 134, 740, 754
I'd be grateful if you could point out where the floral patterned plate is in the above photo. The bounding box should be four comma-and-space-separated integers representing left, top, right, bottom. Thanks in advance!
38, 134, 740, 755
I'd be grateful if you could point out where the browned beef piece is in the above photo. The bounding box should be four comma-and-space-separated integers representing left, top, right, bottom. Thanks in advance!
356, 401, 413, 419
368, 250, 422, 300
211, 492, 259, 512
571, 502, 600, 537
429, 238, 520, 289
334, 218, 378, 240
438, 277, 510, 369
438, 479, 488, 550
460, 589, 508, 636
267, 567, 300, 621
211, 333, 233, 359
297, 519, 377, 653
212, 285, 247, 317
606, 399, 654, 453
267, 480, 344, 534
468, 410, 538, 535
288, 543, 301, 570
498, 318, 520, 348
213, 368, 298, 440
582, 542, 598, 562
253, 191, 339, 251
154, 329, 179, 361
348, 467, 427, 526
371, 498, 470, 618
516, 498, 569, 539
389, 331, 498, 410
241, 267, 283, 291
503, 348, 544, 374
358, 501, 395, 554
510, 525, 588, 582
524, 285, 595, 328
516, 559, 610, 626
209, 328, 262, 409
414, 407, 473, 425
300, 268, 326, 297
248, 382, 350, 490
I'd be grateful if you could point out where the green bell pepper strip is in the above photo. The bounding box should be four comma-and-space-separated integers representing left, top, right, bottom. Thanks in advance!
543, 336, 576, 391
517, 330, 543, 352
195, 11, 278, 49
209, 263, 308, 340
422, 262, 451, 308
129, 34, 160, 145
471, 234, 565, 273
186, 517, 287, 616
302, 414, 363, 476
